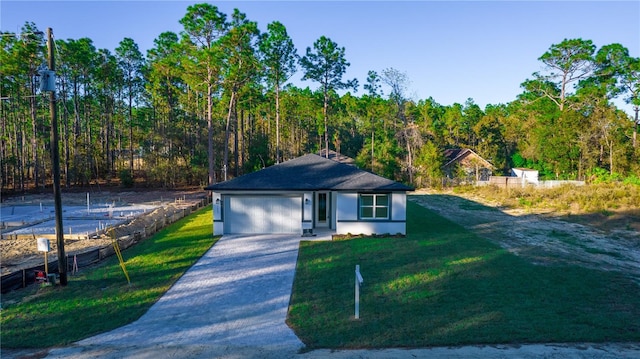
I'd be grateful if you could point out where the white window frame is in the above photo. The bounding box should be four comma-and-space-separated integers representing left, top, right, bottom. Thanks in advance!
359, 193, 390, 220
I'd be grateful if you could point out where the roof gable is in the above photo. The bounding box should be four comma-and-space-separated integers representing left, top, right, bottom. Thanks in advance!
205, 154, 413, 192
443, 148, 494, 169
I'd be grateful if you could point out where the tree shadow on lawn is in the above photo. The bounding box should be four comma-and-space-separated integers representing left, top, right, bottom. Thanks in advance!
558, 208, 640, 233
288, 199, 640, 349
410, 194, 640, 284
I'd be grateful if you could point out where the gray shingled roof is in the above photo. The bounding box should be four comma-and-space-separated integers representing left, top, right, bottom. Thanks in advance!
205, 154, 413, 192
317, 149, 356, 165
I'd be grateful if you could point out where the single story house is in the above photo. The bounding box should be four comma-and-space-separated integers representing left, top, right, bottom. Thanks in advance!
205, 154, 414, 236
443, 148, 494, 181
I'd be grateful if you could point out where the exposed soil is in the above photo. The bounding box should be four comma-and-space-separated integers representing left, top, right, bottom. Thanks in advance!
410, 190, 640, 284
1, 188, 208, 275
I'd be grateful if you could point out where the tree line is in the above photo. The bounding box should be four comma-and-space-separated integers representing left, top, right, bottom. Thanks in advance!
1, 3, 639, 192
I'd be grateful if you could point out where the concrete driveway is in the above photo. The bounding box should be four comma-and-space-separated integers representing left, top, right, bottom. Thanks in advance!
42, 232, 331, 359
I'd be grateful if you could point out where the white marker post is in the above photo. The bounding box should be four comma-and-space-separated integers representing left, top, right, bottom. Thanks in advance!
36, 238, 50, 275
355, 264, 364, 319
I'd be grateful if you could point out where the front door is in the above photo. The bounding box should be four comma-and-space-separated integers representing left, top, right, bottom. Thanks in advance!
315, 192, 329, 228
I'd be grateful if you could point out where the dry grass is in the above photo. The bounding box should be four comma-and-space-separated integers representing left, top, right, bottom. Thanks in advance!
455, 183, 639, 212
451, 183, 640, 232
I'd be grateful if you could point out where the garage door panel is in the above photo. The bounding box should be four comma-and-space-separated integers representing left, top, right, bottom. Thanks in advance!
226, 196, 301, 234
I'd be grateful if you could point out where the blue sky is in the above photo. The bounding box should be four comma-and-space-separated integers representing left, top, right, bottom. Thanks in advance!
2, 1, 639, 115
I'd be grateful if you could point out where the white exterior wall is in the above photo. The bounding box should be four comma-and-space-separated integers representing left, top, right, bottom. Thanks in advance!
391, 192, 406, 221
335, 192, 407, 235
302, 192, 313, 229
212, 191, 408, 235
331, 191, 338, 230
212, 192, 224, 235
337, 221, 406, 235
336, 192, 358, 221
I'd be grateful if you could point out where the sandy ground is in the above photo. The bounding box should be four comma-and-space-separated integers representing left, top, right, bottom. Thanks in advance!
410, 190, 640, 284
1, 189, 208, 275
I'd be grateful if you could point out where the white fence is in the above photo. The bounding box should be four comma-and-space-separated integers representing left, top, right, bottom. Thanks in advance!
538, 180, 585, 188
484, 177, 585, 189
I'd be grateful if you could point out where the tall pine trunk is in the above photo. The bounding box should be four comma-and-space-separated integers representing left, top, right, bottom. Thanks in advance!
29, 80, 39, 190
207, 69, 215, 185
223, 91, 236, 181
128, 91, 134, 177
275, 83, 280, 163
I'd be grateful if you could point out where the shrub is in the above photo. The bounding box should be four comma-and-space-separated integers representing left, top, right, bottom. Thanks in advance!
118, 169, 134, 188
624, 175, 640, 186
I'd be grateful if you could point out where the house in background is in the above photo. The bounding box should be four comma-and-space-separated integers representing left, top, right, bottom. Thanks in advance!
205, 154, 413, 236
443, 148, 494, 182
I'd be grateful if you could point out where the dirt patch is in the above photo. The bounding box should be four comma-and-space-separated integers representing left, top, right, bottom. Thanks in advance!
562, 210, 640, 233
1, 189, 208, 276
410, 190, 640, 284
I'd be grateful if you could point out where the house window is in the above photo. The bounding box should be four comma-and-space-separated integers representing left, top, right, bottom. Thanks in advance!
359, 194, 389, 219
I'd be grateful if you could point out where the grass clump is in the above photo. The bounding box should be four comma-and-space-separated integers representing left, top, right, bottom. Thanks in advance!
287, 201, 640, 349
1, 206, 217, 348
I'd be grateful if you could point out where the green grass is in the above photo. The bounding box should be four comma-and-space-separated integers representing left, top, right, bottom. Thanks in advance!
1, 205, 217, 349
287, 201, 640, 349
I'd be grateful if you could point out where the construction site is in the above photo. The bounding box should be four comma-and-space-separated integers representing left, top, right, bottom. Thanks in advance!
1, 189, 210, 292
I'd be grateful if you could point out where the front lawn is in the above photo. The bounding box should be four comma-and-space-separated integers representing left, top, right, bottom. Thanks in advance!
287, 200, 640, 348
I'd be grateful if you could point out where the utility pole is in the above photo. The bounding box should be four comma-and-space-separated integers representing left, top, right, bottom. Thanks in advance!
47, 27, 67, 286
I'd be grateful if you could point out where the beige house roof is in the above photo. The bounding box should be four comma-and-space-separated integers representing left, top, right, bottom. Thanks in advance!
443, 148, 494, 169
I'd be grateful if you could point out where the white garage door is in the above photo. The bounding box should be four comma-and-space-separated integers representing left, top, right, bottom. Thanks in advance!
225, 196, 301, 234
